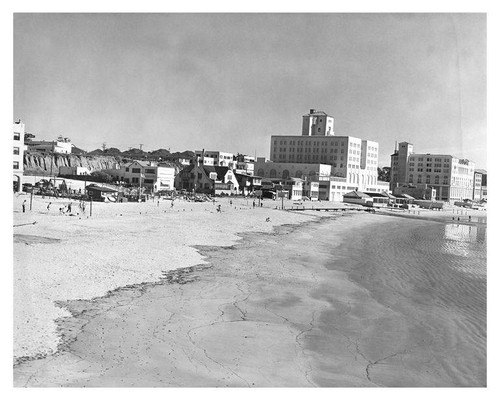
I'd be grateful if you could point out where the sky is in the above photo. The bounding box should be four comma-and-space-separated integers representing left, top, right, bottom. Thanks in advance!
13, 13, 487, 168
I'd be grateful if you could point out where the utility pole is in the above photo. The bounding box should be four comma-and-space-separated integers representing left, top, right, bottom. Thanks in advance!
139, 143, 144, 151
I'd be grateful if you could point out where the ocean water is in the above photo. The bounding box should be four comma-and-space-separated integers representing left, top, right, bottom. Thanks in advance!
308, 215, 487, 387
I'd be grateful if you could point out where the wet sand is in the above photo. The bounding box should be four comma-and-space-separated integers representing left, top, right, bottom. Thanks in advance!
14, 209, 486, 387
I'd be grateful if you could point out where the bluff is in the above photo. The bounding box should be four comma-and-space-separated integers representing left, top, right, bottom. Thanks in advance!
23, 152, 119, 176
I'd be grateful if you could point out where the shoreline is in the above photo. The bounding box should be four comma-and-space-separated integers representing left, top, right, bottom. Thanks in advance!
14, 213, 369, 387
14, 218, 322, 368
13, 196, 486, 387
13, 194, 325, 361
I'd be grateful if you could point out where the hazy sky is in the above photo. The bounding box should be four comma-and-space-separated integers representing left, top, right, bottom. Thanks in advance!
14, 13, 486, 168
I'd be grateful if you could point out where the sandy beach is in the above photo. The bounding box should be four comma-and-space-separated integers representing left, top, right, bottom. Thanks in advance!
12, 193, 486, 387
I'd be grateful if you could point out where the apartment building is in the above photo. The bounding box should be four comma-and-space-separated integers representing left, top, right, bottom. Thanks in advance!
390, 142, 475, 202
13, 120, 28, 192
269, 109, 380, 193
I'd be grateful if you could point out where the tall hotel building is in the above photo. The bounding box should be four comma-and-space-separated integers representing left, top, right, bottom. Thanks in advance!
269, 109, 380, 192
390, 142, 475, 201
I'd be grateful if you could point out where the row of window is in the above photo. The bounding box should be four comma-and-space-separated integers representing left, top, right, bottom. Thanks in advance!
274, 140, 348, 147
413, 157, 451, 163
409, 167, 450, 174
123, 167, 156, 174
409, 175, 448, 185
277, 147, 347, 154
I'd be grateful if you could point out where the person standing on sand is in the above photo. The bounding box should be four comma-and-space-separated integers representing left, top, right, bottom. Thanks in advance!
253, 200, 256, 208
47, 202, 51, 213
67, 202, 72, 214
171, 200, 174, 208
217, 205, 221, 213
22, 200, 26, 213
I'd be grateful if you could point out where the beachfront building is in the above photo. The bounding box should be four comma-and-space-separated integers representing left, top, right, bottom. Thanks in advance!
393, 184, 436, 201
342, 191, 373, 206
174, 163, 239, 195
234, 172, 262, 196
303, 181, 320, 200
260, 178, 304, 201
390, 142, 475, 202
195, 150, 235, 167
364, 191, 395, 207
28, 136, 74, 154
104, 161, 176, 192
269, 109, 381, 194
473, 169, 487, 201
13, 120, 28, 192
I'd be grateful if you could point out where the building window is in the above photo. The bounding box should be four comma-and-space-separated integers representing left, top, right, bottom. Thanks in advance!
426, 175, 431, 184
417, 175, 422, 184
13, 147, 20, 155
132, 168, 141, 173
408, 174, 413, 183
145, 169, 155, 174
14, 132, 20, 141
13, 161, 19, 170
144, 179, 154, 184
435, 176, 440, 184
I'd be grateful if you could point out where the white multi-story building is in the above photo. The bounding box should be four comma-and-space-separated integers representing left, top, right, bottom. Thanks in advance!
269, 109, 380, 192
390, 142, 475, 202
13, 120, 28, 192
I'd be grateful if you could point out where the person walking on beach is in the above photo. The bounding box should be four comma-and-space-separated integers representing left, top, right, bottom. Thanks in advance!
47, 202, 52, 213
67, 202, 72, 214
22, 200, 26, 213
171, 200, 174, 208
217, 205, 221, 213
252, 200, 256, 208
